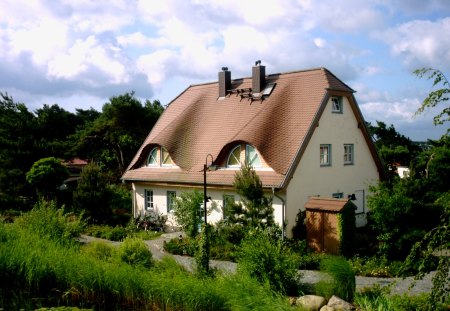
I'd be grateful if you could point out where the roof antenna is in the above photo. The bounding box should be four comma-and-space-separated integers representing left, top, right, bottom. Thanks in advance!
221, 66, 228, 71
255, 60, 261, 66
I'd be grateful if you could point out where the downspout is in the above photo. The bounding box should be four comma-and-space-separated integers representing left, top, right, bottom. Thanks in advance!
272, 187, 286, 241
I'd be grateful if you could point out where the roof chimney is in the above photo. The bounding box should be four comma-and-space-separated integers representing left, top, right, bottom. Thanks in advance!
218, 67, 231, 97
252, 60, 265, 93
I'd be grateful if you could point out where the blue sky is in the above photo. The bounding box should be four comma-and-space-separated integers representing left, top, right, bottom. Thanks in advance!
1, 0, 449, 141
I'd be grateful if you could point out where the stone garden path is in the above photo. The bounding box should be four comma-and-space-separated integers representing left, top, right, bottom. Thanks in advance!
79, 232, 435, 296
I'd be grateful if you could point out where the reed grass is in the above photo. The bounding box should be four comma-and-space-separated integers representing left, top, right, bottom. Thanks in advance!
0, 210, 291, 310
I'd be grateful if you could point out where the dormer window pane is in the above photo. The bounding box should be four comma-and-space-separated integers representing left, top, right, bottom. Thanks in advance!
162, 147, 173, 165
147, 147, 158, 166
227, 145, 241, 167
246, 145, 261, 167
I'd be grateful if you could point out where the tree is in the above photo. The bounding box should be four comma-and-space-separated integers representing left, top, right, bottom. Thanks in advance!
414, 68, 449, 127
0, 93, 37, 209
226, 163, 274, 228
26, 157, 69, 199
173, 190, 203, 238
72, 162, 111, 224
75, 92, 163, 179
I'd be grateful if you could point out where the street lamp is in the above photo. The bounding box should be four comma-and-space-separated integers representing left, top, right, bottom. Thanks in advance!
203, 154, 217, 224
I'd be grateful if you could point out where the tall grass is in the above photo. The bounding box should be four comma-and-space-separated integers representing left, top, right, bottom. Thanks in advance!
0, 204, 292, 310
315, 255, 356, 302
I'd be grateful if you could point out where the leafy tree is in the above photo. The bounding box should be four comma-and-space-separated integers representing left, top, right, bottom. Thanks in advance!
226, 163, 275, 228
0, 93, 37, 209
26, 157, 69, 199
366, 121, 421, 179
173, 190, 203, 238
75, 92, 163, 179
73, 162, 111, 224
414, 68, 449, 127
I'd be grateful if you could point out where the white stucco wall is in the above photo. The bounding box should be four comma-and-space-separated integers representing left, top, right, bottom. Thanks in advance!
132, 183, 284, 228
284, 96, 380, 236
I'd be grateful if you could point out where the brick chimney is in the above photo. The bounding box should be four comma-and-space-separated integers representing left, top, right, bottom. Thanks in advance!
218, 67, 231, 97
252, 60, 265, 93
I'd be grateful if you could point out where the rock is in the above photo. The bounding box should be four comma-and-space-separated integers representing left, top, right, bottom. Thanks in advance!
296, 295, 327, 311
327, 295, 354, 311
320, 306, 335, 311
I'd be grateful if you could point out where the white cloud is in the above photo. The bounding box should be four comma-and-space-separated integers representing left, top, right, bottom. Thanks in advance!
379, 17, 450, 71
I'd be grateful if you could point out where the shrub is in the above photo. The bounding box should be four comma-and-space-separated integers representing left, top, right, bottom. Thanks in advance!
81, 241, 115, 262
118, 237, 153, 268
237, 228, 300, 294
173, 190, 203, 238
315, 255, 355, 302
16, 200, 85, 244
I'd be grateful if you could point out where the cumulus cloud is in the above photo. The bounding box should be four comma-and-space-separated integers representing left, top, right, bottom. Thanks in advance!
378, 17, 450, 71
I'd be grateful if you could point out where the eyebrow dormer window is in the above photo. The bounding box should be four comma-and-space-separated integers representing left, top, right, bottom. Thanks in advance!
227, 145, 241, 167
246, 145, 261, 167
147, 147, 158, 166
161, 147, 173, 166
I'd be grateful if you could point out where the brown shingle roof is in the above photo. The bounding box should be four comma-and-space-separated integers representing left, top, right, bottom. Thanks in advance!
122, 67, 361, 187
304, 197, 351, 213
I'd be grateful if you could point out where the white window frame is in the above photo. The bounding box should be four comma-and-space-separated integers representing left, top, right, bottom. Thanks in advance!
161, 147, 173, 166
147, 147, 158, 166
320, 144, 331, 166
144, 189, 154, 210
167, 191, 176, 213
344, 144, 354, 165
331, 96, 343, 113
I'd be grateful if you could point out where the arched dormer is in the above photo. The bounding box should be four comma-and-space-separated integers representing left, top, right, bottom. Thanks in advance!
143, 145, 174, 168
222, 142, 265, 169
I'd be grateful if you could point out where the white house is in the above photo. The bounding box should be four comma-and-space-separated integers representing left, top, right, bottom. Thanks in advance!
122, 63, 384, 237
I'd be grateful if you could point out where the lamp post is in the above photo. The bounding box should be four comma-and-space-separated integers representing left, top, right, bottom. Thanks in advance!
203, 154, 214, 224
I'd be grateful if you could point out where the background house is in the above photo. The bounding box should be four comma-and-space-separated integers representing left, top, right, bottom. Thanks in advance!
122, 63, 383, 237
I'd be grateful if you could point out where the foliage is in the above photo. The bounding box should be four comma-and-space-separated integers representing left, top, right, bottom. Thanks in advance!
226, 162, 274, 228
414, 68, 449, 127
0, 214, 292, 311
195, 223, 212, 277
350, 256, 404, 277
81, 241, 116, 262
118, 236, 154, 268
337, 202, 356, 258
237, 227, 300, 294
315, 255, 355, 302
163, 235, 196, 256
26, 157, 69, 198
72, 162, 111, 224
367, 178, 442, 259
74, 92, 163, 179
173, 190, 203, 238
107, 183, 132, 226
404, 191, 450, 308
15, 199, 85, 245
291, 209, 307, 240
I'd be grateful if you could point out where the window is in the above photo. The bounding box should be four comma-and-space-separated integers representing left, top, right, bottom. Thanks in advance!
227, 145, 241, 167
332, 192, 343, 199
222, 195, 235, 219
320, 144, 331, 166
144, 189, 153, 210
161, 147, 173, 166
344, 144, 354, 165
147, 148, 158, 166
245, 145, 261, 167
331, 96, 343, 113
167, 191, 176, 213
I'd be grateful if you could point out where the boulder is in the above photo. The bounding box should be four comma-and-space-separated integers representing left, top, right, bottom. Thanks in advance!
296, 295, 327, 311
327, 295, 354, 311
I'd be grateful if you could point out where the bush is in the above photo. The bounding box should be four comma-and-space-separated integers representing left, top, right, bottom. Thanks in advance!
173, 190, 203, 238
315, 255, 355, 302
163, 236, 196, 256
16, 200, 85, 244
237, 228, 300, 294
81, 241, 115, 262
118, 237, 153, 268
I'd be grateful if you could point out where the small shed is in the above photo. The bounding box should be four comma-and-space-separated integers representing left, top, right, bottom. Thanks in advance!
305, 197, 356, 256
